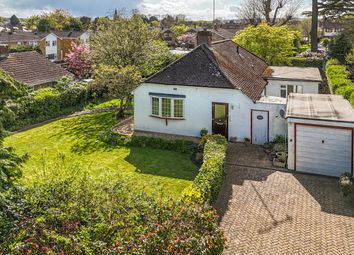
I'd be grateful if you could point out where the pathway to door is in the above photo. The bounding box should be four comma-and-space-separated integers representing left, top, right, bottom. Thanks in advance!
215, 143, 354, 254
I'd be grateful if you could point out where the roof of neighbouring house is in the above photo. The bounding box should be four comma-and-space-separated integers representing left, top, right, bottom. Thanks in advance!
37, 30, 88, 40
264, 66, 323, 83
0, 51, 73, 86
286, 93, 354, 123
320, 21, 344, 29
0, 31, 40, 43
145, 40, 269, 101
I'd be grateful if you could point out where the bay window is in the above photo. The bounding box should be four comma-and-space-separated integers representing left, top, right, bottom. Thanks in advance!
150, 95, 185, 119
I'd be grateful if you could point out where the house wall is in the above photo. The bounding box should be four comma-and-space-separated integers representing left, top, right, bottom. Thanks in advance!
264, 80, 320, 97
287, 118, 354, 171
44, 33, 58, 59
80, 32, 90, 44
134, 83, 287, 141
57, 38, 78, 61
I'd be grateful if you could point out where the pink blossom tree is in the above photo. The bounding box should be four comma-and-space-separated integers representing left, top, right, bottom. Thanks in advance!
177, 33, 195, 49
66, 42, 92, 79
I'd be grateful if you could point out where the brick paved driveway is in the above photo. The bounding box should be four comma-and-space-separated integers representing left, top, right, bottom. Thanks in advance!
215, 143, 354, 255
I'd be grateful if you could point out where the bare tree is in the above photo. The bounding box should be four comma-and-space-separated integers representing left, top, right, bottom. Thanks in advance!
238, 0, 303, 26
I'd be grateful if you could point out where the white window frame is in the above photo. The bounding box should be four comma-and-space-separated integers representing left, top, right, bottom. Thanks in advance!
45, 40, 50, 46
150, 96, 185, 119
280, 85, 303, 98
52, 40, 57, 46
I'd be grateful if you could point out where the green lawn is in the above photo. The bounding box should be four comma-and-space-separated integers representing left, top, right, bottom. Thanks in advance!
5, 112, 198, 198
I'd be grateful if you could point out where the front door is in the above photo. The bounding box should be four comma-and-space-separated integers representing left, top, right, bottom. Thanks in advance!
251, 110, 269, 145
212, 103, 228, 138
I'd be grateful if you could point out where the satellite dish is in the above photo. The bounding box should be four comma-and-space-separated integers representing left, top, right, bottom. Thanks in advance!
279, 108, 285, 118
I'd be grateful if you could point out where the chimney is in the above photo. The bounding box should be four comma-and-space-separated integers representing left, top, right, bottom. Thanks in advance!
0, 44, 9, 60
196, 29, 212, 47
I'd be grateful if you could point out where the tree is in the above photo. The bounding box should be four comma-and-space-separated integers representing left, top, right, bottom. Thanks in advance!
64, 17, 83, 31
90, 14, 173, 77
10, 15, 20, 27
151, 20, 160, 28
238, 0, 302, 26
177, 33, 194, 48
311, 0, 319, 52
328, 32, 352, 63
0, 16, 6, 25
44, 8, 72, 30
92, 65, 141, 117
298, 18, 312, 43
37, 18, 51, 32
171, 24, 190, 37
234, 23, 299, 65
80, 16, 92, 30
66, 42, 92, 79
319, 0, 354, 19
25, 15, 40, 31
0, 69, 27, 191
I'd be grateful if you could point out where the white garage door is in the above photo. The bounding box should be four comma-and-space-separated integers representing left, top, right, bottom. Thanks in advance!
296, 125, 352, 177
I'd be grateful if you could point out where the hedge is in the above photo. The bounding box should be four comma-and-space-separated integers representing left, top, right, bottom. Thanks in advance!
184, 135, 228, 203
289, 57, 325, 68
102, 131, 198, 154
326, 59, 354, 105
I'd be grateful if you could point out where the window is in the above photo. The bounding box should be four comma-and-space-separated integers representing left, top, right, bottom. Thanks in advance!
52, 40, 57, 46
161, 98, 171, 117
280, 85, 303, 98
45, 41, 50, 46
174, 99, 183, 118
47, 53, 56, 60
151, 97, 159, 116
150, 96, 184, 119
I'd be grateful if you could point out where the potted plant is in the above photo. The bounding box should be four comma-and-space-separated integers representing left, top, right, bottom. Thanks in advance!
273, 151, 287, 168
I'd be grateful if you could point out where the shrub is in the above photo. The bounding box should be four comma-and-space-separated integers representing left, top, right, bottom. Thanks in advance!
339, 172, 354, 197
200, 128, 208, 137
326, 59, 354, 102
289, 57, 325, 68
184, 135, 228, 203
0, 172, 225, 254
103, 131, 197, 155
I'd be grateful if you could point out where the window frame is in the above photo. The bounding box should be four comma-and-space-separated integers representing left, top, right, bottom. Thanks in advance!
280, 85, 303, 98
150, 96, 185, 120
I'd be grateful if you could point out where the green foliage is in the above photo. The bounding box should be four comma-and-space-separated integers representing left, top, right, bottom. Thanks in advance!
9, 44, 39, 53
234, 23, 300, 65
328, 33, 353, 63
0, 171, 225, 254
9, 15, 20, 26
184, 135, 228, 203
326, 59, 354, 105
289, 57, 325, 68
90, 14, 173, 77
170, 24, 190, 37
200, 128, 208, 137
103, 131, 197, 155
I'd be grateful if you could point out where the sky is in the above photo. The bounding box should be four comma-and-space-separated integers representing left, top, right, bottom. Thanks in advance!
0, 0, 312, 20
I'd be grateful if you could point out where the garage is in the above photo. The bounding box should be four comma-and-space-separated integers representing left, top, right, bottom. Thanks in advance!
287, 94, 354, 177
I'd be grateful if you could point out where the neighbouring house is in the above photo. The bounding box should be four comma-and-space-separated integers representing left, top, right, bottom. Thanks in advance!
286, 93, 354, 177
0, 31, 41, 48
160, 28, 175, 47
0, 48, 73, 90
38, 31, 90, 61
320, 21, 344, 38
263, 66, 322, 98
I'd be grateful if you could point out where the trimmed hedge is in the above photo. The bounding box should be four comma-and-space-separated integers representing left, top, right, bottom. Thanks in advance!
289, 57, 325, 68
103, 131, 197, 154
184, 135, 228, 203
326, 59, 354, 105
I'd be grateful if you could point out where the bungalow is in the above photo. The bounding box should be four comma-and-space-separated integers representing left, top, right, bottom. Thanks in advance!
133, 32, 354, 177
38, 31, 90, 61
0, 47, 73, 90
0, 31, 40, 48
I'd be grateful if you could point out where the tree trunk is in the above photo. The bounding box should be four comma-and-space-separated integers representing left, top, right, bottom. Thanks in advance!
311, 0, 318, 52
116, 97, 125, 119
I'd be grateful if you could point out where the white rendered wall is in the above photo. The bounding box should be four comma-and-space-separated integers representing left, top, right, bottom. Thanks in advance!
80, 32, 90, 44
44, 33, 57, 56
134, 83, 287, 142
264, 80, 320, 97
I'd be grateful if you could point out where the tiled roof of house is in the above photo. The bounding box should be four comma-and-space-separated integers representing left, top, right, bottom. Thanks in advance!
0, 51, 73, 86
51, 30, 87, 38
146, 40, 268, 101
0, 31, 40, 43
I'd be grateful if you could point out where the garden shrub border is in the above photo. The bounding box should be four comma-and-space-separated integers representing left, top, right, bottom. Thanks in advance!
326, 59, 354, 105
289, 57, 325, 68
183, 135, 228, 204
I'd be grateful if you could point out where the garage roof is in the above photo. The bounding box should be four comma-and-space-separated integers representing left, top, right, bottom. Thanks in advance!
264, 66, 322, 82
286, 93, 354, 123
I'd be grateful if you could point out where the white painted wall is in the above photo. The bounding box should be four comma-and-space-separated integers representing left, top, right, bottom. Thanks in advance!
134, 83, 287, 142
264, 80, 320, 97
80, 32, 90, 44
44, 33, 57, 57
287, 118, 354, 173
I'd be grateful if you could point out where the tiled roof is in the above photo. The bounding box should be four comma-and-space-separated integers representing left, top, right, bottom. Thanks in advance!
0, 31, 40, 43
0, 51, 73, 86
51, 30, 86, 39
146, 40, 268, 101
